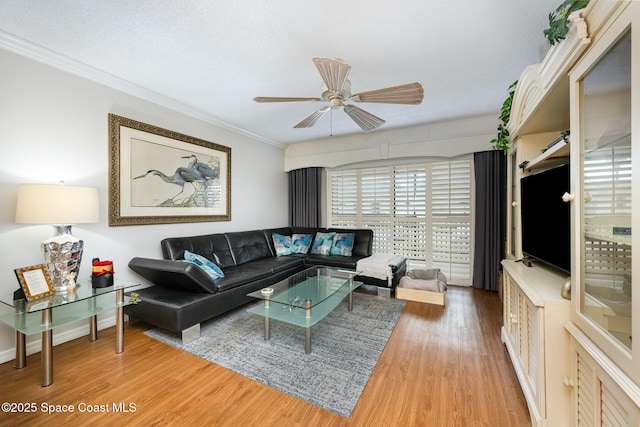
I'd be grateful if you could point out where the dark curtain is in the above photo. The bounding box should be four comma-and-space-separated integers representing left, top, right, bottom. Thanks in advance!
472, 150, 507, 291
288, 167, 322, 227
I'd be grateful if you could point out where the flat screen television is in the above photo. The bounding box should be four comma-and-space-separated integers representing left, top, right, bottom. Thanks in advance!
520, 163, 571, 273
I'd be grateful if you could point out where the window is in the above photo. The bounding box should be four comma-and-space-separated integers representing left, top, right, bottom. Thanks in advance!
328, 158, 473, 284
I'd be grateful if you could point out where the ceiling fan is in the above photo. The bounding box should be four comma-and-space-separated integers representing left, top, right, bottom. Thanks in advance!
253, 58, 424, 132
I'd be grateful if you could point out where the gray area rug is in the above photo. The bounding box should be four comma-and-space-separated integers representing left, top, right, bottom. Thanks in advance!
145, 293, 406, 418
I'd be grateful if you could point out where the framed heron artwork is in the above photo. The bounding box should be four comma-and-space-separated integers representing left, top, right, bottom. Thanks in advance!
108, 114, 231, 226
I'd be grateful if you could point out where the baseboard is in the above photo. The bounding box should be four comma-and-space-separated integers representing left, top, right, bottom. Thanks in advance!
0, 315, 117, 364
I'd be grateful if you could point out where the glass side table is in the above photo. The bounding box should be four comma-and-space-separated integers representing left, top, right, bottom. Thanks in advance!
0, 278, 140, 386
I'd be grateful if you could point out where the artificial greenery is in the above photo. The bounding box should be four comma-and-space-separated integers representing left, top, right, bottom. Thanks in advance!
491, 80, 518, 154
543, 0, 590, 45
490, 0, 590, 152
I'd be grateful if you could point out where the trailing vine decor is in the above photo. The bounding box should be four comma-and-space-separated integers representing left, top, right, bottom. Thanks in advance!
491, 80, 518, 154
543, 0, 590, 45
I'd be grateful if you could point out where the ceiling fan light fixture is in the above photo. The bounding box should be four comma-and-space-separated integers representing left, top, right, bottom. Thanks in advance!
253, 58, 422, 133
313, 57, 351, 92
352, 82, 424, 104
343, 104, 385, 132
293, 106, 331, 128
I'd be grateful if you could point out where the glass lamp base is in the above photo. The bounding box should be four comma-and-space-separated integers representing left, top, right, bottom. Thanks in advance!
42, 225, 84, 293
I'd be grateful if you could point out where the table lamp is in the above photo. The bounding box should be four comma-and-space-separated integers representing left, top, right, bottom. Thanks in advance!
15, 183, 100, 293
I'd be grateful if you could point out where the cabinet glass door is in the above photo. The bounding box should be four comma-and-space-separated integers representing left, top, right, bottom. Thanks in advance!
580, 30, 632, 350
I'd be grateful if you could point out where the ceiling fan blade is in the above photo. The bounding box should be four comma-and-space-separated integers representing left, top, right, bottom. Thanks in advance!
312, 58, 351, 92
293, 106, 331, 128
253, 96, 322, 103
343, 104, 386, 131
351, 82, 424, 105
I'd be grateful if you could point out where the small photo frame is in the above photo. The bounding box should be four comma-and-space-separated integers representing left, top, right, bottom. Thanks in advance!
14, 264, 55, 301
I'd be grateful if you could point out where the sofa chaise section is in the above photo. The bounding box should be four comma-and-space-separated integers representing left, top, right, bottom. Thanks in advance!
127, 229, 309, 338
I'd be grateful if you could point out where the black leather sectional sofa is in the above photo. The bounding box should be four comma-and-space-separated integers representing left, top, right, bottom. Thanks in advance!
126, 226, 406, 340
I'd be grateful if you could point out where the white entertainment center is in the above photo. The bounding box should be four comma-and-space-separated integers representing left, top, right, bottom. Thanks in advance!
503, 2, 639, 426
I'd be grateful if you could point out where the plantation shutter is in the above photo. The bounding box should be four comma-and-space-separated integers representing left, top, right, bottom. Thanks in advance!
430, 160, 472, 283
328, 157, 473, 285
329, 170, 358, 228
361, 167, 393, 254
393, 165, 427, 259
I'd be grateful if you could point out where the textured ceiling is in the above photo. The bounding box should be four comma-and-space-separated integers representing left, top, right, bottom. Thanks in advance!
0, 0, 562, 146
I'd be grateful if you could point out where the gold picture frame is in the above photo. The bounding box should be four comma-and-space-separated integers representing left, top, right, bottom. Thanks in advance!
14, 264, 56, 301
108, 114, 231, 226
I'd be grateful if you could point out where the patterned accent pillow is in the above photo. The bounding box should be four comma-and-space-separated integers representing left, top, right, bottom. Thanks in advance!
184, 250, 225, 279
310, 232, 336, 255
272, 233, 292, 256
291, 234, 313, 254
330, 233, 355, 256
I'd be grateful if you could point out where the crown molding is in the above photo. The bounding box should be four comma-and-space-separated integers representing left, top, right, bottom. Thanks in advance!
0, 30, 283, 149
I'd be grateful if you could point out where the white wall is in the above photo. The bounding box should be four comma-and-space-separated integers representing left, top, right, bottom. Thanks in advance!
0, 49, 288, 361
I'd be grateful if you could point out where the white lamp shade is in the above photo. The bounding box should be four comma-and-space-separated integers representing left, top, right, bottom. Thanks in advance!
15, 184, 100, 225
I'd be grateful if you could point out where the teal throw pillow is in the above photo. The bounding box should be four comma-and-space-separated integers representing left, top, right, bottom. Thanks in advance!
272, 233, 292, 256
291, 233, 313, 254
184, 250, 225, 279
310, 232, 336, 255
330, 233, 355, 256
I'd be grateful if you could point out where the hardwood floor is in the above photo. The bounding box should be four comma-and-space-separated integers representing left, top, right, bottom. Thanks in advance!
0, 286, 530, 426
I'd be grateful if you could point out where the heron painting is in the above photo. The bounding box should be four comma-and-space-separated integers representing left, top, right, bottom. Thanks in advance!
133, 154, 221, 208
108, 113, 230, 225
134, 167, 202, 203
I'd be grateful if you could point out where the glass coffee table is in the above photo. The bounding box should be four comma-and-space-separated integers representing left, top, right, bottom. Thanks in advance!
247, 266, 361, 354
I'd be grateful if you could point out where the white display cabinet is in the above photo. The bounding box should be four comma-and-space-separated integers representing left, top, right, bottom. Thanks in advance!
565, 2, 640, 423
501, 4, 590, 425
503, 2, 640, 425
